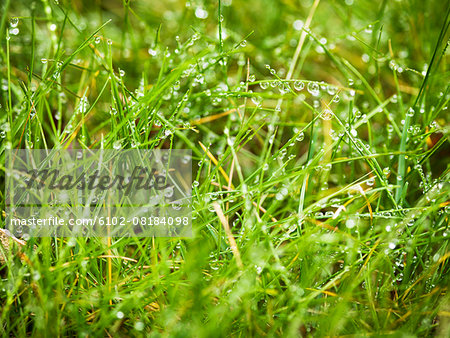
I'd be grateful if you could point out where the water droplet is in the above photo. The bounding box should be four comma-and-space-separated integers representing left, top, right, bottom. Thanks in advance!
346, 218, 356, 229
195, 7, 208, 19
10, 17, 19, 27
113, 140, 121, 149
367, 177, 375, 186
119, 69, 125, 77
135, 322, 144, 331
240, 40, 247, 47
107, 39, 112, 45
296, 132, 304, 142
307, 82, 320, 96
41, 58, 48, 64
321, 109, 333, 120
251, 95, 262, 105
260, 82, 268, 90
406, 107, 415, 117
293, 20, 304, 31
327, 86, 336, 95
95, 36, 101, 44
294, 81, 304, 91
164, 187, 174, 198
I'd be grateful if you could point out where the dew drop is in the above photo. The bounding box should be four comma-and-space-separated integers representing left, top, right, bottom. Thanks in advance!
195, 7, 208, 19
260, 82, 269, 90
293, 20, 304, 31
296, 132, 304, 142
406, 107, 415, 117
113, 140, 121, 150
294, 81, 304, 91
307, 82, 320, 96
321, 109, 333, 120
346, 218, 356, 229
10, 17, 19, 28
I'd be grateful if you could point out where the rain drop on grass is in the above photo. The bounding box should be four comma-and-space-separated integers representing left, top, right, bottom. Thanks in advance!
294, 81, 304, 91
346, 218, 356, 229
195, 7, 208, 19
260, 82, 269, 90
296, 132, 305, 141
307, 82, 320, 96
321, 109, 333, 120
113, 140, 121, 150
10, 17, 19, 27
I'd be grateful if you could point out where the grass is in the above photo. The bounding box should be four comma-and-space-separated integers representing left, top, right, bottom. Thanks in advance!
0, 0, 449, 336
